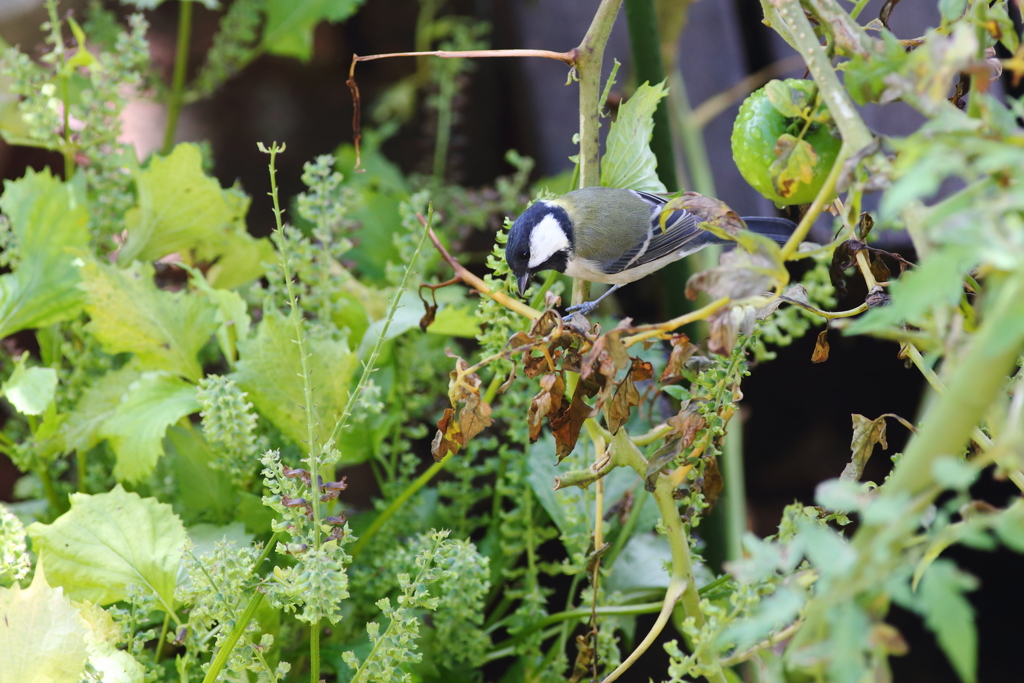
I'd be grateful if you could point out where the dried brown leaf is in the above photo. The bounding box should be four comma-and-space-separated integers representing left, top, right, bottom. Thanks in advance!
459, 394, 493, 441
605, 371, 640, 435
645, 435, 684, 491
702, 457, 723, 512
527, 373, 566, 443
811, 328, 830, 363
660, 334, 699, 383
431, 407, 463, 461
551, 389, 593, 462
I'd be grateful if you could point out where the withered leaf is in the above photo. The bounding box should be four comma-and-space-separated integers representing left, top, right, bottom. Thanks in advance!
551, 389, 593, 462
419, 301, 437, 332
857, 211, 875, 241
630, 357, 654, 381
431, 408, 463, 461
605, 370, 640, 435
758, 284, 809, 320
660, 334, 699, 383
829, 239, 867, 298
685, 249, 776, 301
568, 633, 597, 683
496, 361, 518, 395
447, 351, 482, 404
668, 402, 707, 449
459, 394, 493, 441
770, 133, 819, 199
527, 373, 566, 443
523, 352, 550, 378
865, 285, 890, 308
840, 414, 889, 482
811, 328, 830, 363
702, 457, 724, 512
529, 309, 561, 337
708, 306, 755, 356
580, 324, 629, 382
645, 435, 684, 492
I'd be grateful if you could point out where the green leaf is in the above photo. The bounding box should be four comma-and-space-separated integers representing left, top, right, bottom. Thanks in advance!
0, 168, 90, 338
262, 0, 367, 61
769, 133, 819, 200
601, 80, 669, 193
62, 367, 141, 454
846, 248, 976, 334
232, 308, 358, 458
119, 144, 273, 287
939, 0, 968, 22
1, 352, 57, 416
26, 485, 187, 609
78, 259, 218, 381
764, 79, 810, 118
98, 372, 200, 483
164, 426, 236, 524
917, 560, 978, 683
181, 264, 252, 366
0, 570, 90, 683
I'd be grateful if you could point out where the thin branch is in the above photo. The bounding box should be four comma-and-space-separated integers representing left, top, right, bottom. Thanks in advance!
425, 225, 543, 320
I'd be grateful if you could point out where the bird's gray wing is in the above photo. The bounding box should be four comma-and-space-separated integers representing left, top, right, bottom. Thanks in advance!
599, 192, 713, 275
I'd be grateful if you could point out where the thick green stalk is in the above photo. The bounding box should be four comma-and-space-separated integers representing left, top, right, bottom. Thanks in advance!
572, 0, 623, 305
624, 0, 677, 191
163, 0, 193, 154
201, 589, 265, 683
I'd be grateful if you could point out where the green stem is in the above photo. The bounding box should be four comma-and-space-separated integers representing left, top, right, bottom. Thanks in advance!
38, 466, 65, 515
603, 441, 728, 683
163, 0, 193, 155
572, 0, 622, 306
432, 71, 456, 186
76, 450, 88, 494
155, 611, 170, 661
349, 451, 455, 559
849, 0, 871, 20
310, 620, 320, 683
623, 0, 677, 191
201, 588, 265, 683
720, 416, 747, 563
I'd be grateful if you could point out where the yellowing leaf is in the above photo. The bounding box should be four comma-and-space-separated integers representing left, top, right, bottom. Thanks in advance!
27, 485, 187, 609
769, 133, 818, 199
119, 144, 273, 288
0, 570, 89, 683
601, 80, 669, 193
232, 308, 358, 457
0, 168, 90, 338
1, 352, 57, 416
62, 367, 141, 454
78, 260, 218, 381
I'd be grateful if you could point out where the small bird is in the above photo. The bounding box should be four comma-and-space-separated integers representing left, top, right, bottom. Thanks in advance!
505, 187, 796, 317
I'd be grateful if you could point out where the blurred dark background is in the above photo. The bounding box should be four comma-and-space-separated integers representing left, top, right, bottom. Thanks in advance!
1, 0, 1022, 680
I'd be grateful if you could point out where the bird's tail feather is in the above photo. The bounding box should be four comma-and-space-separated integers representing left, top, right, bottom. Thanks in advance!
741, 216, 797, 245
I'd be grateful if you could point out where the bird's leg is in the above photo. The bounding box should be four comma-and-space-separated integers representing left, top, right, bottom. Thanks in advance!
563, 284, 621, 320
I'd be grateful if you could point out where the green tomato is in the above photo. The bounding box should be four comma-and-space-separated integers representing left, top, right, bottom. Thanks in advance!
731, 79, 842, 206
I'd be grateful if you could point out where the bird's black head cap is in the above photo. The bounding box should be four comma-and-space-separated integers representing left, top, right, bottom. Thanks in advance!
505, 201, 573, 296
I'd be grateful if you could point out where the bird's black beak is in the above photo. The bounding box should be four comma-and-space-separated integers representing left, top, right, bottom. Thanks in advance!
517, 272, 531, 297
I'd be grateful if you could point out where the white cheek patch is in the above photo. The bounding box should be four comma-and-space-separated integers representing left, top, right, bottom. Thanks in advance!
528, 214, 570, 268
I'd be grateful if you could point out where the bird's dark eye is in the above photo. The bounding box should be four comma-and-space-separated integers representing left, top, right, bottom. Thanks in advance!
519, 250, 528, 259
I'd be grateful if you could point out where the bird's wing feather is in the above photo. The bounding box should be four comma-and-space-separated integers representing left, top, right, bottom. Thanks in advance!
599, 192, 712, 275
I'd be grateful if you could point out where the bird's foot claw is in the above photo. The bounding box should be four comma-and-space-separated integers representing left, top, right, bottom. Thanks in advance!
563, 301, 598, 322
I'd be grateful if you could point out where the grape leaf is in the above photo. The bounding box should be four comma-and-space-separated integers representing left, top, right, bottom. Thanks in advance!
769, 134, 818, 200
0, 569, 90, 683
1, 352, 57, 416
262, 0, 367, 61
232, 308, 358, 457
0, 168, 90, 338
601, 80, 669, 193
26, 485, 187, 610
78, 260, 218, 381
98, 372, 200, 483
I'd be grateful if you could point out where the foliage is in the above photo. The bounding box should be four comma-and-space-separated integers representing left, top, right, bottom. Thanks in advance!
0, 0, 1021, 682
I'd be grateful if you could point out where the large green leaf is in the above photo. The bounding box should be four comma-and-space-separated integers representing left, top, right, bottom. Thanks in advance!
0, 168, 90, 338
62, 366, 142, 454
1, 352, 57, 416
119, 144, 273, 287
262, 0, 366, 61
232, 308, 358, 458
78, 260, 218, 381
164, 426, 236, 524
98, 372, 200, 483
0, 570, 90, 683
601, 80, 669, 193
26, 485, 187, 610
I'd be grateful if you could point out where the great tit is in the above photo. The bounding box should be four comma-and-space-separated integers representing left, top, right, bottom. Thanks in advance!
505, 187, 796, 317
